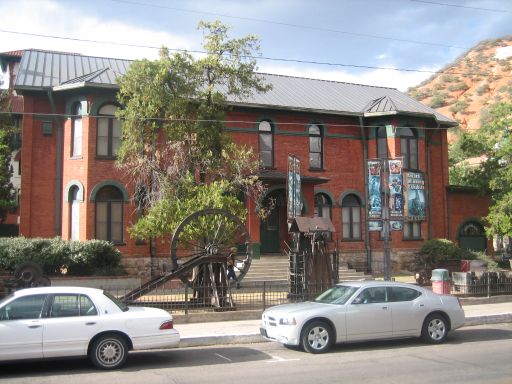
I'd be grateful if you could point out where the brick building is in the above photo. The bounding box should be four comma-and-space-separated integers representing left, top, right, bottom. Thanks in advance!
0, 49, 491, 277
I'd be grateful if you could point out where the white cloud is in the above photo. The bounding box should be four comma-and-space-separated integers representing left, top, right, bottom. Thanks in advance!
0, 0, 194, 60
257, 63, 439, 91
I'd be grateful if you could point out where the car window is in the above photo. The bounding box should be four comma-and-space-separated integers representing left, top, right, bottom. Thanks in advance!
2, 294, 47, 320
314, 285, 359, 304
355, 287, 387, 304
103, 290, 129, 312
50, 294, 98, 317
388, 287, 422, 302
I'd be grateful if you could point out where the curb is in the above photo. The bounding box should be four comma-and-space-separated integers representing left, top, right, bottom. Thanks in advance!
178, 315, 512, 348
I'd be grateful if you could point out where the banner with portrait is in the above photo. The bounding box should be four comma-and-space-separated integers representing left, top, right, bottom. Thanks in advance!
367, 160, 382, 220
388, 159, 404, 220
287, 155, 301, 219
405, 171, 426, 221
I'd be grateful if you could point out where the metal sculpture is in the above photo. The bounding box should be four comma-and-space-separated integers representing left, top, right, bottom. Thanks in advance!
121, 208, 252, 309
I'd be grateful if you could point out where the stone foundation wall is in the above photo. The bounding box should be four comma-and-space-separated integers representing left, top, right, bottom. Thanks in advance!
340, 248, 419, 275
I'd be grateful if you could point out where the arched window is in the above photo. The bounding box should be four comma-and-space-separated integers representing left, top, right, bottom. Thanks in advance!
69, 186, 80, 241
309, 124, 323, 169
95, 186, 123, 243
71, 103, 82, 157
97, 104, 121, 157
258, 120, 274, 168
377, 126, 388, 159
342, 194, 361, 240
314, 193, 331, 219
400, 127, 418, 170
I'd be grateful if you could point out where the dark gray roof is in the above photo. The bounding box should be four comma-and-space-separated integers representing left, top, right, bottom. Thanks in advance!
14, 49, 455, 126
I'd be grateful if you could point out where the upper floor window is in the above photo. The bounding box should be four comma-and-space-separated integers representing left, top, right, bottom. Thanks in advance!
342, 194, 362, 240
400, 127, 418, 170
377, 126, 388, 159
97, 104, 121, 158
71, 103, 82, 157
95, 185, 123, 243
309, 124, 323, 169
258, 120, 274, 168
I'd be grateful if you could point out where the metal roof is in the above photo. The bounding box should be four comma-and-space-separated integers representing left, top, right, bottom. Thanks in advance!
14, 49, 455, 126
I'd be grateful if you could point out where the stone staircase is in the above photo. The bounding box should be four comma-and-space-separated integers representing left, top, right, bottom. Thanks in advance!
241, 255, 373, 286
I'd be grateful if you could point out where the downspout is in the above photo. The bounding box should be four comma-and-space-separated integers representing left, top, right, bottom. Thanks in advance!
47, 90, 63, 236
425, 123, 440, 240
359, 116, 372, 273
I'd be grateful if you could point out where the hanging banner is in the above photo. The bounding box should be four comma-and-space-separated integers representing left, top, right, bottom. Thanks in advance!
368, 221, 383, 232
367, 160, 382, 220
287, 155, 301, 219
405, 171, 426, 221
388, 159, 403, 220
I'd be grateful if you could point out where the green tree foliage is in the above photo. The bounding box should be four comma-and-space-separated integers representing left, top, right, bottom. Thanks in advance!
116, 21, 271, 240
449, 102, 512, 238
0, 89, 16, 222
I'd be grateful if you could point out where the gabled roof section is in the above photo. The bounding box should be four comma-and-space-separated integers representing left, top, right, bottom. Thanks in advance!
363, 95, 398, 114
13, 49, 456, 126
15, 49, 130, 91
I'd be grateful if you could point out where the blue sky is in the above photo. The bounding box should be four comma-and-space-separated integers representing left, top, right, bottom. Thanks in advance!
1, 0, 511, 90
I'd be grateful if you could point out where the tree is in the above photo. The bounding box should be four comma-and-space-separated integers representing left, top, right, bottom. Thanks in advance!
449, 101, 512, 238
0, 89, 17, 223
115, 21, 271, 240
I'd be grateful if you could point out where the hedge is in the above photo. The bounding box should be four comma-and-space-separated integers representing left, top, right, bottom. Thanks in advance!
0, 237, 123, 276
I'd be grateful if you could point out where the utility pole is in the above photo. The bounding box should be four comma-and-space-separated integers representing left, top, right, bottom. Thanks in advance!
382, 160, 391, 281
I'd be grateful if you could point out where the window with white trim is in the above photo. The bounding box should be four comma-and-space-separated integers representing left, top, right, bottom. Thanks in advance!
97, 104, 121, 157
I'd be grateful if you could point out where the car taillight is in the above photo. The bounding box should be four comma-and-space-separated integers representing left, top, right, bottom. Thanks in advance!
160, 320, 174, 330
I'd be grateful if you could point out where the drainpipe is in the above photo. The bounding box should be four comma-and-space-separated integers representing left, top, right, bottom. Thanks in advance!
425, 124, 439, 240
47, 90, 63, 236
359, 116, 372, 273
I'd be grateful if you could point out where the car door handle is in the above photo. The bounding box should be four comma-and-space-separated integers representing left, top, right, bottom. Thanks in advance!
85, 322, 96, 326
382, 306, 389, 310
28, 325, 42, 329
419, 304, 425, 307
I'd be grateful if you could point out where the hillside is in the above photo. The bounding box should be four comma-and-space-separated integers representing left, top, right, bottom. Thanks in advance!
407, 36, 512, 141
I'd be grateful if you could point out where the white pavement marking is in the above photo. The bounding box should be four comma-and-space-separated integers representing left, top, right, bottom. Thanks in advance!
266, 354, 300, 363
215, 353, 233, 362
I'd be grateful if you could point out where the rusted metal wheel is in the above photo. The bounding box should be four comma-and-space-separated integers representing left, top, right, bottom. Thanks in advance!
170, 208, 252, 284
14, 261, 43, 284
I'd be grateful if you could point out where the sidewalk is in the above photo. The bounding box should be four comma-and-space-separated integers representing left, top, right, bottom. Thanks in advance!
175, 301, 512, 348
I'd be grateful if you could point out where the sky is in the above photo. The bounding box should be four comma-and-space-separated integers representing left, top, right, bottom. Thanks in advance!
0, 0, 511, 91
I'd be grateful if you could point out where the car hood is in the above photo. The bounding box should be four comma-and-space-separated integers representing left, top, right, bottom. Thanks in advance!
263, 301, 335, 317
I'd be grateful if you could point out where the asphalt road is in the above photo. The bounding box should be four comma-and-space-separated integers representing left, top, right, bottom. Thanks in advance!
1, 323, 511, 384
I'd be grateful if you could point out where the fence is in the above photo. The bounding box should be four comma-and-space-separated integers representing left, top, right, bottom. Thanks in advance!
452, 271, 512, 297
112, 281, 329, 315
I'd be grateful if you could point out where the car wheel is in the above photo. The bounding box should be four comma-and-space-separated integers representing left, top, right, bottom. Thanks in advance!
301, 321, 333, 354
422, 314, 448, 344
90, 334, 128, 370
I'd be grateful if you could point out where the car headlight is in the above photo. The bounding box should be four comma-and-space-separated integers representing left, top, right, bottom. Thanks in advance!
279, 317, 297, 325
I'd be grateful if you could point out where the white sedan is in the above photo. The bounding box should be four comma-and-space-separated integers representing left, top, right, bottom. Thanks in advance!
0, 286, 180, 369
260, 281, 465, 353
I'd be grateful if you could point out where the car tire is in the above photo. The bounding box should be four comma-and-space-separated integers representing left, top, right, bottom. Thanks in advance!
90, 334, 129, 370
301, 321, 333, 354
422, 314, 448, 344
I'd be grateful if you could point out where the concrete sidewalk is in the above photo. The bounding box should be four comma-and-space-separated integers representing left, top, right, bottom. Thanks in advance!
176, 302, 512, 348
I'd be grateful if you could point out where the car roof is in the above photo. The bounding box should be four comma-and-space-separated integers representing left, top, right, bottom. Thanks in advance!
337, 280, 422, 289
11, 286, 104, 297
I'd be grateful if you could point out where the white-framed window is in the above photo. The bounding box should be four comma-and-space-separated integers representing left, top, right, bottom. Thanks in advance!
69, 186, 80, 241
71, 103, 82, 157
404, 221, 422, 239
400, 127, 418, 170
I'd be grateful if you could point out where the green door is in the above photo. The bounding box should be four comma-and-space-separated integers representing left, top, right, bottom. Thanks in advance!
260, 207, 280, 253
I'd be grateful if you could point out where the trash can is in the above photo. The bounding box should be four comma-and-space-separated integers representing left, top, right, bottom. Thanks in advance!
431, 268, 451, 294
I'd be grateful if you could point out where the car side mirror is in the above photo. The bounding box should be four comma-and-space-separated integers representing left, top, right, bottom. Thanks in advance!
352, 297, 364, 305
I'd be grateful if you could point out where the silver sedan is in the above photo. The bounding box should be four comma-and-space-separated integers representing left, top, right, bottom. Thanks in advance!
260, 280, 465, 353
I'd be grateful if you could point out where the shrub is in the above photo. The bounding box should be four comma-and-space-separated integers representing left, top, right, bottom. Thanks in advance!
0, 237, 123, 276
415, 239, 477, 271
429, 92, 448, 108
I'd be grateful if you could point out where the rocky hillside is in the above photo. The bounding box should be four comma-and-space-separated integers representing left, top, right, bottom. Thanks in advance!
407, 36, 512, 141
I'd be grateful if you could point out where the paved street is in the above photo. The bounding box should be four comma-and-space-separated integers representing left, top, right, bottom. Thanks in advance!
1, 323, 511, 384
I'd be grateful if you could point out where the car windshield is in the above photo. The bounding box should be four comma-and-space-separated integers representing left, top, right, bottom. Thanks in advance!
314, 285, 359, 304
103, 291, 129, 312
